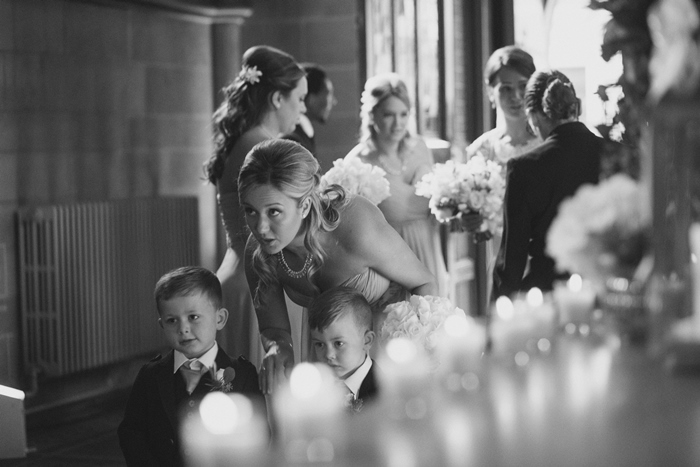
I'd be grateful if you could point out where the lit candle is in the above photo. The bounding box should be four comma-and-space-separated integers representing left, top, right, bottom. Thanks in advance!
272, 363, 346, 465
180, 392, 269, 467
553, 274, 596, 329
490, 296, 533, 354
436, 314, 486, 393
490, 290, 555, 357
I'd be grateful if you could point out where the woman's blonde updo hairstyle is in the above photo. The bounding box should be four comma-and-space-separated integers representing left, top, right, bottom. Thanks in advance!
359, 72, 412, 146
238, 139, 346, 302
525, 70, 580, 122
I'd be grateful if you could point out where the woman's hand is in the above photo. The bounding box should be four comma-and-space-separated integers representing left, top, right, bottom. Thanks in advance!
259, 331, 294, 395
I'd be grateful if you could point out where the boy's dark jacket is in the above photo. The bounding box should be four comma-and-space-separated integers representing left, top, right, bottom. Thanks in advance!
357, 361, 379, 402
117, 347, 262, 467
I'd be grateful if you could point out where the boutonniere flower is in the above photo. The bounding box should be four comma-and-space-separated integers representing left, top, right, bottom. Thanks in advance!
344, 394, 364, 414
207, 366, 236, 393
239, 65, 262, 85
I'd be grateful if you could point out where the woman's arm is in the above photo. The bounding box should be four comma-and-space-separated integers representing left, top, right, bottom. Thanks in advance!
338, 196, 438, 296
243, 235, 294, 394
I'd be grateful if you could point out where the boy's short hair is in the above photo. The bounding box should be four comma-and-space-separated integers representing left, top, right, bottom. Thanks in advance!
308, 286, 372, 332
154, 266, 222, 314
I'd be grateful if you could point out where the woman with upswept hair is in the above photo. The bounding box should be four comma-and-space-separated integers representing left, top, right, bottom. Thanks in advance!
203, 45, 306, 363
345, 73, 449, 296
493, 69, 603, 298
239, 139, 437, 394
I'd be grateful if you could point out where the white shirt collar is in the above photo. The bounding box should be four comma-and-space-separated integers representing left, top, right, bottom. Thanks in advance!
299, 114, 314, 138
342, 353, 372, 399
173, 341, 219, 373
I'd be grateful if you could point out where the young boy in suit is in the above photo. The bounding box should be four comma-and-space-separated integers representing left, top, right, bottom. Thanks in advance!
308, 286, 379, 410
118, 266, 263, 466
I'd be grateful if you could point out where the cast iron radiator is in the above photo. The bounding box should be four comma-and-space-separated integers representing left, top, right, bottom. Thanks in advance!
17, 197, 200, 377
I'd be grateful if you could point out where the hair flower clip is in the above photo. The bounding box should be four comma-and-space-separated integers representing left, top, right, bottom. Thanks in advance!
239, 65, 262, 85
207, 366, 236, 393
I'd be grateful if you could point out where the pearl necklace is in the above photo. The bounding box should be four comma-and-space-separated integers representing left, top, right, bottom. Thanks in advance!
276, 250, 312, 279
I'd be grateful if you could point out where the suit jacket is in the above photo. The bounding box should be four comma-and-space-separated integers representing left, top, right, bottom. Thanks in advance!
356, 360, 379, 404
117, 347, 263, 467
493, 121, 603, 298
283, 124, 316, 157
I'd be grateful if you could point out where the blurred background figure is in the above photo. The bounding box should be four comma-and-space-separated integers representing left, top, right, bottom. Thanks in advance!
345, 73, 449, 297
466, 45, 541, 301
284, 62, 337, 158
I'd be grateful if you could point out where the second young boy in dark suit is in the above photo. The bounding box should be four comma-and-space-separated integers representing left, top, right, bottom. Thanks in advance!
308, 286, 379, 410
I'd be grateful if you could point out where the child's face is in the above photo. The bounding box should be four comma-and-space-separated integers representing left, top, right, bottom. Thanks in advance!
158, 292, 228, 359
310, 313, 374, 379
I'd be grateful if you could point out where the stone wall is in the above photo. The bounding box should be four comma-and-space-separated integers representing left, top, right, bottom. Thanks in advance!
0, 0, 219, 388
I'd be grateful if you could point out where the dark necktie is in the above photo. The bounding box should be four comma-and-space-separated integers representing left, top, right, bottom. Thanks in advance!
180, 359, 207, 394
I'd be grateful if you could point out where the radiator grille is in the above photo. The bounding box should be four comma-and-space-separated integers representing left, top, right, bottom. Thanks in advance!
17, 198, 200, 377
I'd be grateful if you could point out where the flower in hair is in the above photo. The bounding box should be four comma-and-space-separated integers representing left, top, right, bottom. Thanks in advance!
239, 65, 262, 85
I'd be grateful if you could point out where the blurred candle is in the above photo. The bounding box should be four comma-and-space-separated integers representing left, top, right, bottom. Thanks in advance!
437, 315, 486, 381
490, 296, 533, 355
490, 291, 555, 358
554, 274, 596, 329
273, 363, 346, 465
378, 338, 434, 420
436, 314, 486, 399
181, 392, 269, 467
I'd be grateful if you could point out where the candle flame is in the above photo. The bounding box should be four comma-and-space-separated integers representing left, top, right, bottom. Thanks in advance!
568, 274, 583, 292
200, 392, 253, 435
289, 363, 323, 400
495, 296, 514, 320
444, 314, 470, 337
526, 287, 543, 307
386, 338, 418, 364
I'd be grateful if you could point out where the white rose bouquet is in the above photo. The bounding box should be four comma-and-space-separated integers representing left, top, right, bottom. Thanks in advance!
547, 174, 651, 286
320, 157, 391, 205
415, 156, 506, 241
380, 295, 467, 356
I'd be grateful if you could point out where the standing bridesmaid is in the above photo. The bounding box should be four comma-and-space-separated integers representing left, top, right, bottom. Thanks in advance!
466, 46, 541, 300
204, 45, 307, 364
345, 73, 449, 297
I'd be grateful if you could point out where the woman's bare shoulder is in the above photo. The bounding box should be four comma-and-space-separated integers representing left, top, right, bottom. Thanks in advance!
334, 196, 385, 245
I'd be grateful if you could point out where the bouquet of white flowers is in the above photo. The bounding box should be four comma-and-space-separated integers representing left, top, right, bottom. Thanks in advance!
415, 156, 505, 240
380, 295, 467, 355
547, 174, 651, 286
320, 158, 391, 205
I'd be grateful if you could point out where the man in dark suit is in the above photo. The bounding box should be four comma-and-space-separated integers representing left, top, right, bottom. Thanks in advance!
283, 63, 337, 158
493, 70, 603, 299
117, 266, 263, 466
